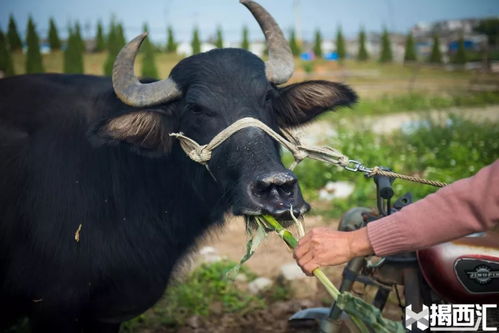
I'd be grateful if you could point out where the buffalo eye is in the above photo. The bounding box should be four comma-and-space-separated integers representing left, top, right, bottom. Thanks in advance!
186, 103, 202, 115
264, 89, 276, 105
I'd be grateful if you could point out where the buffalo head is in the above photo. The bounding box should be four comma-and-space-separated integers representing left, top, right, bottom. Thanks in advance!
96, 0, 357, 219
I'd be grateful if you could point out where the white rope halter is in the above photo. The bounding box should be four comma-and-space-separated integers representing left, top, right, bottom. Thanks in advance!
169, 117, 448, 187
169, 117, 350, 171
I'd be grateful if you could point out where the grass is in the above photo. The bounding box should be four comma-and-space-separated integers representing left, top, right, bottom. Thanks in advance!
6, 260, 284, 332
325, 91, 499, 118
121, 260, 264, 331
12, 51, 184, 78
286, 114, 499, 218
10, 52, 499, 98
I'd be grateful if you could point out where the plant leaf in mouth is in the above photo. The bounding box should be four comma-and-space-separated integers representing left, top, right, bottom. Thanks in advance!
225, 218, 268, 280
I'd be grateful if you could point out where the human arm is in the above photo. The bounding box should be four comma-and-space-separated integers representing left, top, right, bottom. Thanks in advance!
294, 160, 499, 275
367, 159, 499, 255
294, 227, 373, 276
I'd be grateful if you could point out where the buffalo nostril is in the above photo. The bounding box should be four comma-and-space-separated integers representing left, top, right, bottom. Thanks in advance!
242, 171, 308, 218
253, 172, 297, 197
279, 179, 297, 195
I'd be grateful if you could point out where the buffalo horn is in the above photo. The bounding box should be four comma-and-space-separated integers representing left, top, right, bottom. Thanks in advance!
240, 0, 294, 84
112, 33, 181, 107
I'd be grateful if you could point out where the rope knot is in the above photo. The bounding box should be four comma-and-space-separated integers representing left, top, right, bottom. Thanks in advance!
170, 132, 212, 164
368, 166, 381, 177
293, 149, 308, 161
188, 147, 212, 164
338, 156, 350, 167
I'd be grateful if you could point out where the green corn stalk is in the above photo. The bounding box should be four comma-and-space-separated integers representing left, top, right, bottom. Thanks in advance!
259, 215, 404, 333
256, 216, 339, 298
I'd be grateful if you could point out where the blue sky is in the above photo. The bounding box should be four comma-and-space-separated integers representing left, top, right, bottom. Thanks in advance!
1, 0, 499, 43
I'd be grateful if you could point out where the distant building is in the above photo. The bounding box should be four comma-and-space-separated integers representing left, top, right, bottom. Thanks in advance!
177, 42, 216, 56
249, 41, 266, 57
411, 17, 492, 61
412, 18, 484, 39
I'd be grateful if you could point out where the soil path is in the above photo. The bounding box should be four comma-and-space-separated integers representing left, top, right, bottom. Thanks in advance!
302, 105, 499, 144
199, 215, 337, 279
367, 105, 499, 134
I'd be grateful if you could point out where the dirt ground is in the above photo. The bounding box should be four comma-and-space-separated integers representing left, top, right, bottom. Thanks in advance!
163, 215, 338, 333
156, 299, 326, 333
200, 215, 336, 278
157, 214, 403, 333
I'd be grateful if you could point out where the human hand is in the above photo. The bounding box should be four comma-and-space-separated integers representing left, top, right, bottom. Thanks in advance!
293, 227, 373, 276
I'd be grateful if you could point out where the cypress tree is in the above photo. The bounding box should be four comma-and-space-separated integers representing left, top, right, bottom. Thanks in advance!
191, 27, 201, 55
379, 28, 393, 63
357, 28, 369, 61
48, 18, 61, 51
289, 29, 300, 56
141, 23, 152, 50
7, 15, 23, 52
25, 17, 44, 73
453, 35, 467, 65
141, 23, 158, 78
215, 26, 223, 49
116, 23, 126, 49
63, 28, 74, 72
64, 27, 84, 74
141, 46, 158, 78
475, 18, 499, 48
94, 20, 105, 52
313, 29, 323, 58
336, 26, 346, 61
103, 22, 119, 76
74, 22, 85, 53
241, 26, 249, 50
166, 26, 177, 53
404, 32, 417, 62
141, 42, 158, 78
428, 34, 443, 64
0, 29, 15, 76
107, 21, 116, 47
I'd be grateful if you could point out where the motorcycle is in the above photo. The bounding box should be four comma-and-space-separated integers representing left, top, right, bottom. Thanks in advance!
289, 169, 499, 332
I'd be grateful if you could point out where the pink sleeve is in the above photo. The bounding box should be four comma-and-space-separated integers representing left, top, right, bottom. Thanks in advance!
366, 159, 499, 256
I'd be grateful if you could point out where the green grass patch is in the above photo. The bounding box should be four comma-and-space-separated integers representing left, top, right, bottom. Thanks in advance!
331, 91, 499, 117
122, 260, 264, 331
266, 284, 293, 302
288, 114, 499, 217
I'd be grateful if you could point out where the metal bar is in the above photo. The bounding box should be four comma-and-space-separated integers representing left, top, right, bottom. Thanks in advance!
320, 256, 365, 333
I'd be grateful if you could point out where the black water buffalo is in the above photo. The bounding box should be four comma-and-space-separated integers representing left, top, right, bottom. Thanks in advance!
0, 1, 356, 331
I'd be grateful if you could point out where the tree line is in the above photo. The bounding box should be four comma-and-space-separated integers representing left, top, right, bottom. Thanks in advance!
1, 15, 488, 78
0, 16, 175, 78
305, 27, 468, 65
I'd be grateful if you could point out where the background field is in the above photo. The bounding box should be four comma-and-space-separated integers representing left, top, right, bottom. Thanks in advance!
10, 50, 499, 95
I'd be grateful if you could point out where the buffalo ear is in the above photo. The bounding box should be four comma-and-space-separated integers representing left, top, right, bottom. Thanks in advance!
273, 80, 357, 127
90, 109, 176, 156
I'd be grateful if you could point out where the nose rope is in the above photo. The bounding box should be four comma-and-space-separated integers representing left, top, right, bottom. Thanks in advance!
169, 117, 449, 188
169, 117, 350, 171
